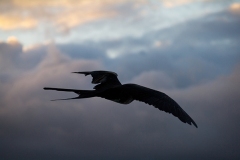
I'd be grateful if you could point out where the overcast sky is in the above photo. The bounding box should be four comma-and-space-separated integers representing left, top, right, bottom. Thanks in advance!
1, 0, 240, 160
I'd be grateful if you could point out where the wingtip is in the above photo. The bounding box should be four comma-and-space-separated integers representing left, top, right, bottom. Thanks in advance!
72, 71, 89, 76
193, 122, 198, 128
72, 72, 82, 74
189, 119, 198, 128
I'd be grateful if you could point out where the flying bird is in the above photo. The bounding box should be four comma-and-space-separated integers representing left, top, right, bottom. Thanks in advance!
44, 71, 197, 128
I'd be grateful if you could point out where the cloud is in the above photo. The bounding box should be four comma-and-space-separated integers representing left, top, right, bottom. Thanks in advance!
1, 0, 235, 47
0, 37, 103, 81
0, 14, 37, 30
99, 9, 240, 85
161, 0, 193, 8
1, 40, 240, 159
0, 37, 23, 73
229, 2, 240, 14
6, 36, 20, 45
0, 0, 144, 32
131, 71, 176, 89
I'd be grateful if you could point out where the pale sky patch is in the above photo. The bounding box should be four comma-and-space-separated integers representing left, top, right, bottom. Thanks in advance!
6, 36, 20, 45
229, 2, 240, 13
0, 15, 37, 30
153, 41, 162, 47
161, 0, 193, 8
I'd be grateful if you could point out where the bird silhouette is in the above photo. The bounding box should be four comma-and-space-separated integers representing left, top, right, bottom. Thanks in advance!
44, 70, 197, 128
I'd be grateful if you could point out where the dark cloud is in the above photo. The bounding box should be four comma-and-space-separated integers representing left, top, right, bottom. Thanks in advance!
0, 41, 22, 71
57, 43, 107, 60
1, 9, 240, 160
1, 61, 240, 160
101, 10, 240, 87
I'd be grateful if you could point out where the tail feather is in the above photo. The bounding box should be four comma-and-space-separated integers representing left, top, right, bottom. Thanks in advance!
44, 87, 83, 92
51, 96, 81, 101
43, 87, 97, 100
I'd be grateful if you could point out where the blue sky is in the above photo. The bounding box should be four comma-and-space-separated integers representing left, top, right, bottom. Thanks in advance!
1, 0, 240, 160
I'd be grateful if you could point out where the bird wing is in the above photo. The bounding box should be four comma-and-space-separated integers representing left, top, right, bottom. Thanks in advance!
122, 84, 198, 128
72, 70, 122, 90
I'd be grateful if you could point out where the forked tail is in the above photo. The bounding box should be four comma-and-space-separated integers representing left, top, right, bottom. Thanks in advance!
43, 87, 97, 101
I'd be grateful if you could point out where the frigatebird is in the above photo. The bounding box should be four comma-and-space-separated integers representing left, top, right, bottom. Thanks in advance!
44, 71, 197, 128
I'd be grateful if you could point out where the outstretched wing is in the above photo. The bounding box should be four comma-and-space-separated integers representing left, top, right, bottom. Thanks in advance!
72, 70, 122, 90
121, 84, 198, 128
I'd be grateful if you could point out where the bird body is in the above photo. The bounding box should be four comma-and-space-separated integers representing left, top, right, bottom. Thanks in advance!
44, 70, 198, 128
98, 84, 134, 104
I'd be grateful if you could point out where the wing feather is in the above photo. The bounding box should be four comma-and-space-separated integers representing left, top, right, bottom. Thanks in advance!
72, 71, 121, 90
122, 84, 198, 128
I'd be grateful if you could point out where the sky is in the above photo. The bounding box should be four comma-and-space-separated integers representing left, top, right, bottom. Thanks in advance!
1, 0, 240, 159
